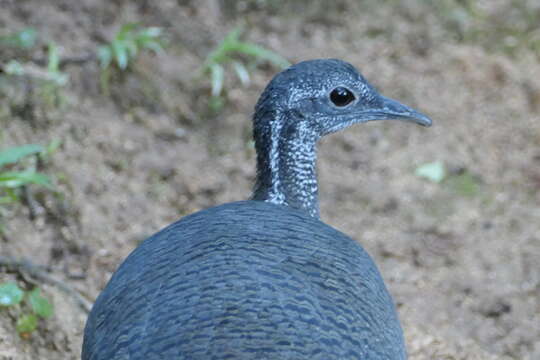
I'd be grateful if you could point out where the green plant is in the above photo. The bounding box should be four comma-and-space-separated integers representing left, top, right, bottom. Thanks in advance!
39, 42, 70, 107
0, 144, 53, 204
0, 28, 37, 49
415, 161, 446, 183
97, 23, 165, 94
0, 282, 54, 337
446, 170, 481, 197
415, 160, 481, 197
202, 27, 290, 102
1, 39, 69, 109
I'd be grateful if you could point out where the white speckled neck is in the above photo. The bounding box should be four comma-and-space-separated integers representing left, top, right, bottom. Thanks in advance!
252, 113, 320, 219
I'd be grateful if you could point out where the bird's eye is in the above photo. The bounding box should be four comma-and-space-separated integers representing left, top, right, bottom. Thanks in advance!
329, 87, 355, 107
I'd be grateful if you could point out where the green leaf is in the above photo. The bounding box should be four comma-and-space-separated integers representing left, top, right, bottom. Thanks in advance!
138, 27, 162, 39
0, 282, 24, 307
98, 46, 113, 69
202, 27, 242, 70
99, 24, 165, 72
16, 314, 38, 334
0, 171, 51, 189
0, 145, 43, 168
47, 43, 60, 73
0, 28, 37, 49
112, 41, 129, 70
4, 60, 25, 76
232, 61, 250, 86
210, 63, 224, 97
125, 39, 138, 59
234, 42, 290, 68
28, 288, 53, 318
118, 23, 139, 40
17, 28, 37, 48
201, 26, 289, 92
415, 161, 446, 183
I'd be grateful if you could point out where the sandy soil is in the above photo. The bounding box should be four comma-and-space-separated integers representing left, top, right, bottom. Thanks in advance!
1, 1, 539, 359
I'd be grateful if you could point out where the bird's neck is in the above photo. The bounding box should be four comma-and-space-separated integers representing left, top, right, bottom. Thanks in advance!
252, 111, 320, 218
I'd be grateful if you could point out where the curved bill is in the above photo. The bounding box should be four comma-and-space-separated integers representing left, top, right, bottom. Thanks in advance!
377, 95, 432, 127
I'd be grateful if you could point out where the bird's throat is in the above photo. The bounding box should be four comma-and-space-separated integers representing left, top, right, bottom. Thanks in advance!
252, 117, 320, 218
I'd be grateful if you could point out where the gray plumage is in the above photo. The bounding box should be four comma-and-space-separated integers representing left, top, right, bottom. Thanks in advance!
83, 59, 431, 360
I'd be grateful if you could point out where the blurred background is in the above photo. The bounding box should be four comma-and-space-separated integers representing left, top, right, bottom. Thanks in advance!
1, 1, 539, 359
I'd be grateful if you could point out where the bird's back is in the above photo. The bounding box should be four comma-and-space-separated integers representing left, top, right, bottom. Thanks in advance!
83, 200, 405, 360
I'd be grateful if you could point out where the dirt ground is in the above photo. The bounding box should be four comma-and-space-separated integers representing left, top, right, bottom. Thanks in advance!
1, 1, 539, 359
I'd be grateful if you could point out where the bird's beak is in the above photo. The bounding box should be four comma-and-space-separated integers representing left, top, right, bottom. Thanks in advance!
376, 95, 432, 127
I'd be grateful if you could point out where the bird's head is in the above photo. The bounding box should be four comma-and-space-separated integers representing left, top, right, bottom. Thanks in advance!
254, 59, 431, 140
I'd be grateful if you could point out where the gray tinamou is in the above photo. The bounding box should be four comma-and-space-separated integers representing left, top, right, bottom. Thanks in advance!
82, 59, 431, 360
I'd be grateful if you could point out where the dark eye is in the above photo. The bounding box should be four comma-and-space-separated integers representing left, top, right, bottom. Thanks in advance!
329, 87, 355, 107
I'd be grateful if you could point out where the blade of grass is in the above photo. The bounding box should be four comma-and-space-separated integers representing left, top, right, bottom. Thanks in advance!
210, 63, 224, 97
47, 43, 60, 73
98, 46, 113, 69
232, 61, 250, 86
112, 41, 129, 70
0, 145, 43, 168
0, 171, 51, 188
233, 42, 290, 68
125, 39, 138, 59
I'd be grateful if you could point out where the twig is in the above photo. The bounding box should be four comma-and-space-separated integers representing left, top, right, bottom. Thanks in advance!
0, 255, 92, 314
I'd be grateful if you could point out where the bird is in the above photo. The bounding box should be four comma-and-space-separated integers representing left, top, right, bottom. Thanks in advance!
82, 58, 431, 360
